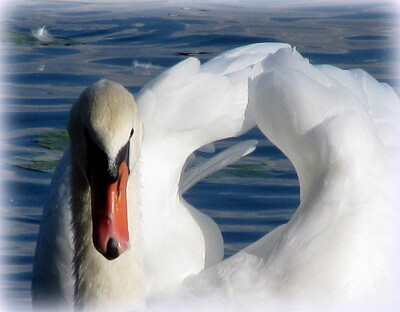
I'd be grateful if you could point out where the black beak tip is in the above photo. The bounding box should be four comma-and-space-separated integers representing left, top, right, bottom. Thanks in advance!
105, 237, 120, 260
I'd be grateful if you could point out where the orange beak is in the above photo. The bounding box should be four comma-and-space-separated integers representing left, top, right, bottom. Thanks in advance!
90, 161, 130, 260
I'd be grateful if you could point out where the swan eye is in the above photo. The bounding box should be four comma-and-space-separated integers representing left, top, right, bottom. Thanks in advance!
129, 128, 134, 138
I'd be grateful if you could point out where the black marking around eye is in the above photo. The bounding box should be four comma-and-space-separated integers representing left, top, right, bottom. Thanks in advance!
115, 141, 130, 174
85, 127, 131, 183
85, 128, 116, 183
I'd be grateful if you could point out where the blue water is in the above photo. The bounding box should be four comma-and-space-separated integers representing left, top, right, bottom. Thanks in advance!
1, 1, 398, 311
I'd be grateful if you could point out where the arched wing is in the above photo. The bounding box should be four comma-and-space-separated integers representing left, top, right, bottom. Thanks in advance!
135, 43, 289, 292
136, 43, 290, 183
166, 47, 400, 309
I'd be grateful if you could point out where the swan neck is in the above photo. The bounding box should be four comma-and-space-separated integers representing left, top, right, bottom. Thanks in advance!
70, 153, 145, 310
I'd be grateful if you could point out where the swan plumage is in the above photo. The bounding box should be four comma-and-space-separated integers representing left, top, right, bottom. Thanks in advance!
31, 43, 400, 311
32, 43, 289, 310
136, 43, 290, 294
167, 47, 400, 311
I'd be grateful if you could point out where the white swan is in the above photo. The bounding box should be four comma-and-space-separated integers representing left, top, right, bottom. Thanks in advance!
31, 43, 289, 311
31, 43, 400, 311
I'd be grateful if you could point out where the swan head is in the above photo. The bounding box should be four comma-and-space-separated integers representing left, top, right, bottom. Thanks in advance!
68, 79, 142, 260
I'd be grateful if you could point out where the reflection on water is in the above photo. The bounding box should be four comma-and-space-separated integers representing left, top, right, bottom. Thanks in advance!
1, 1, 399, 311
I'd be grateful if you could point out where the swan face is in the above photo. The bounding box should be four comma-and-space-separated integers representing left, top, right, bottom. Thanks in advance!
68, 79, 142, 260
